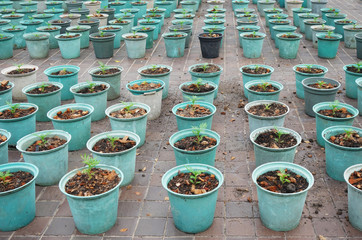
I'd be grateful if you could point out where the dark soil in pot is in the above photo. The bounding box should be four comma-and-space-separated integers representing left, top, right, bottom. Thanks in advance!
348, 169, 362, 190
182, 82, 215, 93
0, 107, 36, 119
0, 80, 11, 91
58, 34, 80, 39
174, 135, 217, 151
51, 69, 74, 75
53, 108, 89, 120
93, 68, 120, 75
0, 171, 34, 192
92, 136, 136, 153
26, 136, 67, 152
109, 107, 147, 119
308, 81, 337, 89
255, 128, 298, 149
328, 131, 362, 147
27, 84, 60, 94
318, 108, 354, 118
141, 67, 170, 74
257, 169, 309, 193
176, 104, 212, 117
242, 67, 271, 74
192, 64, 220, 73
248, 103, 287, 117
296, 67, 325, 74
249, 83, 278, 92
168, 171, 219, 194
76, 84, 107, 94
346, 66, 362, 73
130, 82, 161, 90
7, 68, 36, 75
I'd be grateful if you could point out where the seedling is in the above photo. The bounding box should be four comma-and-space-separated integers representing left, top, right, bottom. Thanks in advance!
194, 78, 205, 92
305, 64, 312, 72
201, 63, 209, 72
6, 101, 20, 114
264, 103, 271, 110
343, 129, 354, 140
87, 81, 96, 92
33, 132, 50, 146
251, 31, 257, 37
99, 31, 105, 37
208, 28, 214, 36
277, 169, 291, 184
38, 83, 49, 92
15, 63, 23, 72
0, 170, 12, 184
316, 80, 326, 88
10, 24, 16, 30
260, 81, 269, 91
191, 122, 207, 145
185, 166, 203, 185
121, 101, 134, 113
117, 16, 123, 21
151, 64, 158, 71
81, 154, 100, 180
107, 135, 119, 150
146, 17, 152, 23
98, 61, 108, 73
46, 22, 52, 28
179, 20, 184, 28
132, 30, 137, 36
186, 95, 199, 110
274, 127, 286, 143
254, 64, 259, 72
329, 100, 340, 115
356, 61, 362, 72
28, 16, 34, 20
326, 30, 333, 37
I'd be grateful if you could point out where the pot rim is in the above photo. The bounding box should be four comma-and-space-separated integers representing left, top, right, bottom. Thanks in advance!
172, 100, 217, 120
47, 103, 94, 122
0, 103, 39, 122
22, 81, 63, 97
245, 99, 289, 119
313, 101, 359, 120
322, 125, 362, 151
105, 102, 151, 122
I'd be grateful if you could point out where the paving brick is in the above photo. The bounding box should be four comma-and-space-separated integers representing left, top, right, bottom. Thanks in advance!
135, 218, 167, 236
44, 217, 75, 236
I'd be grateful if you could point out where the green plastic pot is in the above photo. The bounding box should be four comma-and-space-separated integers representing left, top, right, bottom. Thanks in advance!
343, 24, 362, 49
334, 19, 357, 41
109, 19, 132, 40
162, 32, 187, 58
55, 32, 81, 59
240, 64, 274, 98
154, 2, 172, 18
250, 126, 301, 167
0, 129, 11, 164
122, 32, 147, 58
357, 78, 362, 115
298, 13, 318, 33
0, 81, 14, 106
180, 0, 197, 14
0, 162, 38, 231
245, 100, 289, 133
77, 18, 100, 34
23, 32, 50, 59
47, 103, 93, 151
0, 32, 13, 59
132, 25, 155, 49
98, 25, 122, 48
66, 25, 91, 48
344, 164, 362, 231
162, 164, 223, 233
343, 64, 362, 100
236, 25, 260, 48
322, 126, 362, 181
276, 32, 302, 59
138, 64, 172, 99
273, 25, 297, 48
241, 32, 266, 58
252, 162, 314, 231
137, 19, 160, 40
70, 8, 90, 19
304, 19, 326, 41
100, 8, 116, 23
44, 65, 80, 101
245, 80, 284, 102
22, 82, 63, 122
141, 13, 163, 34
70, 81, 110, 121
131, 2, 147, 19
301, 77, 341, 117
316, 32, 342, 59
0, 103, 38, 146
2, 25, 27, 49
1, 13, 24, 25
119, 9, 137, 25
269, 19, 291, 40
33, 13, 55, 26
236, 18, 258, 26
87, 130, 139, 186
44, 9, 65, 19
89, 65, 123, 100
257, 0, 276, 17
292, 7, 311, 27
172, 101, 216, 131
36, 25, 61, 49
293, 64, 328, 99
20, 20, 44, 34
264, 8, 283, 27
16, 130, 71, 186
325, 12, 346, 26
89, 32, 115, 59
205, 13, 226, 19
105, 102, 150, 147
59, 164, 123, 234
169, 24, 192, 48
232, 0, 249, 11
311, 25, 335, 48
179, 81, 217, 104
0, 19, 11, 33
49, 19, 71, 34
45, 1, 63, 9
189, 63, 223, 98
313, 102, 359, 147
0, 1, 13, 9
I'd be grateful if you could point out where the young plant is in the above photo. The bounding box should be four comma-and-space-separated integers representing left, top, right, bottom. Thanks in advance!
38, 83, 49, 92
15, 63, 23, 73
191, 122, 207, 145
326, 30, 333, 38
99, 31, 105, 37
277, 169, 291, 184
194, 78, 205, 92
186, 95, 199, 110
87, 81, 96, 92
201, 63, 209, 72
107, 135, 119, 150
185, 166, 203, 185
98, 61, 108, 73
274, 127, 286, 143
151, 64, 158, 71
356, 61, 362, 72
264, 103, 271, 110
6, 102, 20, 114
260, 81, 269, 91
208, 28, 214, 36
316, 80, 326, 88
0, 170, 12, 184
343, 129, 354, 140
329, 100, 340, 115
305, 64, 312, 72
81, 154, 100, 180
33, 132, 50, 146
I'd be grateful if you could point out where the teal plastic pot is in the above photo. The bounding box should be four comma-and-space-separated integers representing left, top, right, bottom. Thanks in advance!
108, 1, 127, 13
70, 8, 90, 20
0, 19, 11, 33
189, 63, 223, 98
321, 8, 340, 21
45, 1, 63, 9
236, 18, 258, 26
298, 13, 318, 33
292, 7, 311, 27
179, 81, 218, 104
269, 19, 291, 40
59, 164, 123, 234
47, 103, 93, 151
304, 19, 326, 40
99, 25, 122, 48
236, 25, 260, 48
232, 0, 249, 11
180, 1, 197, 14
36, 25, 61, 49
162, 164, 223, 233
344, 164, 362, 231
23, 32, 50, 59
16, 9, 36, 20
154, 2, 172, 18
302, 77, 341, 117
245, 80, 284, 102
245, 100, 289, 133
0, 1, 13, 9
325, 12, 347, 26
0, 103, 38, 146
0, 82, 14, 106
20, 20, 43, 34
293, 64, 328, 99
240, 64, 274, 98
241, 32, 266, 58
49, 19, 71, 34
109, 19, 132, 40
132, 25, 155, 49
316, 32, 342, 59
170, 24, 192, 48
276, 32, 302, 59
100, 8, 116, 23
136, 19, 160, 40
66, 25, 91, 48
87, 130, 139, 186
257, 0, 276, 17
169, 129, 220, 166
322, 126, 362, 181
70, 82, 109, 121
138, 64, 172, 99
122, 32, 147, 58
343, 24, 362, 49
313, 102, 359, 147
252, 162, 314, 231
44, 9, 65, 19
105, 102, 150, 146
172, 101, 216, 131
66, 1, 83, 11
264, 9, 283, 27
131, 2, 147, 19
0, 32, 13, 59
0, 129, 11, 164
145, 8, 166, 25
205, 13, 226, 19
89, 65, 123, 100
22, 82, 63, 122
140, 15, 162, 35
89, 32, 115, 59
2, 25, 27, 49
44, 65, 80, 101
250, 126, 301, 167
119, 9, 137, 25
77, 18, 100, 34
33, 13, 55, 26
55, 33, 81, 59
334, 19, 357, 41
343, 64, 362, 99
273, 25, 297, 48
0, 162, 38, 231
162, 32, 187, 58
16, 130, 71, 186
357, 78, 362, 115
311, 25, 335, 48
1, 13, 24, 25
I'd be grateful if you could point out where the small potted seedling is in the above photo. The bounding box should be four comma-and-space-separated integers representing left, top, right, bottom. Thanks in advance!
83, 0, 101, 14
179, 78, 218, 103
342, 23, 362, 48
343, 62, 362, 99
240, 31, 266, 58
162, 30, 188, 58
58, 154, 123, 234
275, 32, 303, 59
198, 28, 223, 58
240, 64, 274, 98
122, 30, 148, 59
245, 80, 284, 102
23, 32, 50, 59
0, 32, 14, 59
316, 30, 342, 58
55, 31, 81, 59
89, 30, 116, 59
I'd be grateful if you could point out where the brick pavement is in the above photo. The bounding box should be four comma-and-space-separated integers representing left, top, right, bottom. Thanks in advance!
1, 0, 362, 239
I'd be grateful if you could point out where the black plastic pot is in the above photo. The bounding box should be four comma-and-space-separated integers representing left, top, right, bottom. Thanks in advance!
89, 32, 115, 58
356, 33, 362, 60
77, 18, 100, 34
49, 19, 71, 34
198, 32, 223, 58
